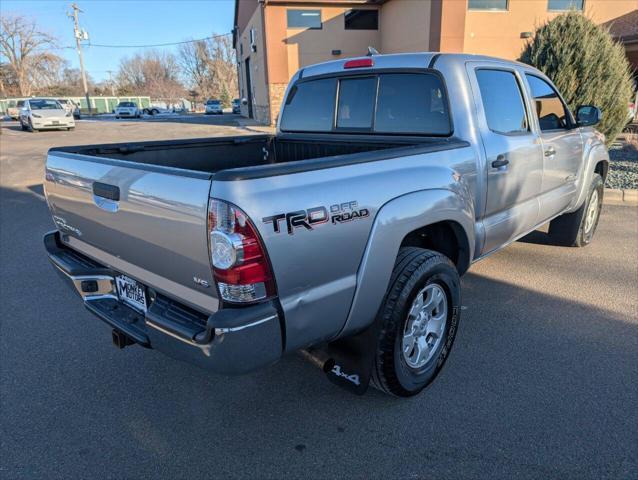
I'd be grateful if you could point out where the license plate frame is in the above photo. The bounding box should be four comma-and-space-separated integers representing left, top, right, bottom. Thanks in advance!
52, 120, 60, 125
115, 275, 147, 313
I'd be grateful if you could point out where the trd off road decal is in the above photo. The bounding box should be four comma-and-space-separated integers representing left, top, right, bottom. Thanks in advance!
263, 200, 369, 235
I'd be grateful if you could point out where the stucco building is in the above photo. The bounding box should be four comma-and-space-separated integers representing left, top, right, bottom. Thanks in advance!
233, 0, 638, 125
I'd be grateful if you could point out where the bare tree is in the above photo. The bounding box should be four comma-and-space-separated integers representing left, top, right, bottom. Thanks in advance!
0, 14, 62, 96
117, 50, 185, 101
179, 34, 237, 106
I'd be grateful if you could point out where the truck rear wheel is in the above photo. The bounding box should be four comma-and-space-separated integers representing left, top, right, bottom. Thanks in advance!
548, 173, 603, 247
371, 247, 461, 397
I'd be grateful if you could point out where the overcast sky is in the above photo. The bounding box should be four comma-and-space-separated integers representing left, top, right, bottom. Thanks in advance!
3, 0, 235, 82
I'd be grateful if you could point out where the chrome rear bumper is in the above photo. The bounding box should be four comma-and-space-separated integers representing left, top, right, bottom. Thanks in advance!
44, 231, 283, 374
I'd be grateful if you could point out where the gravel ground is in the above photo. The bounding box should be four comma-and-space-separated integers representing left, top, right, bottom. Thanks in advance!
607, 133, 638, 190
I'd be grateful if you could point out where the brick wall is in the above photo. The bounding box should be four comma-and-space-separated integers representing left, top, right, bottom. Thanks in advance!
268, 83, 288, 126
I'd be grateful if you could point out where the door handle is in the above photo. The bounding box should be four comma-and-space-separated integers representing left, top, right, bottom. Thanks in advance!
544, 147, 556, 157
491, 155, 509, 168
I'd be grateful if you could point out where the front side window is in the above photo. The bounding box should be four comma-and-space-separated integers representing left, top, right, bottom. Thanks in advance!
525, 74, 570, 131
476, 69, 528, 134
345, 10, 378, 30
281, 73, 452, 136
468, 0, 508, 10
548, 0, 584, 11
287, 9, 322, 29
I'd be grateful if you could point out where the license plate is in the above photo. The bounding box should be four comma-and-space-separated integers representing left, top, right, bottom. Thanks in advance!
115, 275, 147, 313
52, 120, 60, 125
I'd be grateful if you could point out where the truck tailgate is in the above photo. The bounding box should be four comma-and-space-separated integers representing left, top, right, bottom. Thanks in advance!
44, 151, 218, 313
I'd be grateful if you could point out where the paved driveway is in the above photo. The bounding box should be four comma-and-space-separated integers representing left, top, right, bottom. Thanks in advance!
1, 120, 637, 479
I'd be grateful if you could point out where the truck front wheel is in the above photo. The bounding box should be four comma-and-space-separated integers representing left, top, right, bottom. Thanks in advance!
548, 173, 603, 247
372, 247, 461, 397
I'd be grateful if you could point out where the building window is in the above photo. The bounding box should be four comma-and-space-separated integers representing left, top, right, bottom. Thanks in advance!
548, 0, 584, 11
344, 10, 378, 30
476, 69, 528, 135
468, 0, 508, 10
287, 10, 322, 29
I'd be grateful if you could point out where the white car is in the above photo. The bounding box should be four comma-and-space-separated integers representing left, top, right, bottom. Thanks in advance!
114, 102, 141, 119
19, 98, 75, 132
205, 99, 223, 115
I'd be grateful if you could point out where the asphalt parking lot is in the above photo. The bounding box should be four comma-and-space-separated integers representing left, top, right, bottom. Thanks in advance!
1, 117, 637, 479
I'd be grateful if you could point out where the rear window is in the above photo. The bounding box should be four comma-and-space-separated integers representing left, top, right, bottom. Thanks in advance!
207, 100, 221, 105
281, 78, 337, 132
280, 73, 451, 136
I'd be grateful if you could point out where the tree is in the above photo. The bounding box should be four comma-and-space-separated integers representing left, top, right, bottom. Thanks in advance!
520, 11, 635, 145
0, 14, 62, 96
179, 34, 237, 107
117, 50, 185, 101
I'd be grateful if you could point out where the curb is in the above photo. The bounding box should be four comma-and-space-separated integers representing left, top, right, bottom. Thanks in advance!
604, 188, 638, 206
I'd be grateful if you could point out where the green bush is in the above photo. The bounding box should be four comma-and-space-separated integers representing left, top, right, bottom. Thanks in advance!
520, 11, 634, 145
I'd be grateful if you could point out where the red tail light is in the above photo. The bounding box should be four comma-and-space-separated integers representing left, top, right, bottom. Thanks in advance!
208, 199, 275, 303
344, 58, 374, 69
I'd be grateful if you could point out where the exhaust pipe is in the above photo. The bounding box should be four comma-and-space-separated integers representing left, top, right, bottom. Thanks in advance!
112, 329, 135, 349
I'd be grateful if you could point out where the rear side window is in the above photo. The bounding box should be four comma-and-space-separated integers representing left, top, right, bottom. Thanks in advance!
280, 78, 337, 132
281, 73, 451, 136
476, 69, 528, 134
526, 74, 570, 131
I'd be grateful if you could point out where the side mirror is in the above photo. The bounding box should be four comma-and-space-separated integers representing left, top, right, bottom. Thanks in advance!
576, 105, 601, 127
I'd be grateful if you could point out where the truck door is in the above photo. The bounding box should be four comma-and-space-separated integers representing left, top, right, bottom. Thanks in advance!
467, 65, 544, 255
523, 74, 583, 221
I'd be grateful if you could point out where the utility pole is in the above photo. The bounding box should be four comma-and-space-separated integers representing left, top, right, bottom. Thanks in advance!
68, 3, 91, 115
106, 70, 115, 96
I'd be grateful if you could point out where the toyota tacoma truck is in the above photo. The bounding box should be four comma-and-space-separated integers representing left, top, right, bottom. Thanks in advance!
44, 53, 608, 397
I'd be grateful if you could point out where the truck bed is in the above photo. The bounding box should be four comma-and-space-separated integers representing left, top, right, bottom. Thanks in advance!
50, 134, 433, 177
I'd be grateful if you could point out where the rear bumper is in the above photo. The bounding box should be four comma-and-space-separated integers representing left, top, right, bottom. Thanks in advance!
44, 231, 283, 374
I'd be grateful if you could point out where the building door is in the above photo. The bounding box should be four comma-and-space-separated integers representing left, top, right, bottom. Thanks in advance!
245, 58, 253, 119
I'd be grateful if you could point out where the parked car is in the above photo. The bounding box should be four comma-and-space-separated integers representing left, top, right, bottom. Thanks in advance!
7, 100, 25, 120
205, 99, 223, 115
114, 101, 141, 119
43, 53, 608, 397
57, 99, 81, 119
143, 105, 172, 115
232, 98, 241, 114
20, 98, 74, 132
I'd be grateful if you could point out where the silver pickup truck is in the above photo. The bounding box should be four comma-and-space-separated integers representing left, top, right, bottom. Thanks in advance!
44, 53, 608, 397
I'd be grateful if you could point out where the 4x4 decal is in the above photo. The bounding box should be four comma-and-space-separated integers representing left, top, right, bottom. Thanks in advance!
263, 200, 369, 235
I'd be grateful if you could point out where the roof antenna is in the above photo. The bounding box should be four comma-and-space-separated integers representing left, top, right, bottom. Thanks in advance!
366, 46, 379, 56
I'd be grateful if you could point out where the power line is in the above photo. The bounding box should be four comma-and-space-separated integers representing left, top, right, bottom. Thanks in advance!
86, 33, 231, 49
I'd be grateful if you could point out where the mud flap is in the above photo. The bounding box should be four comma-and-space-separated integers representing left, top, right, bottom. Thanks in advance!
310, 320, 382, 395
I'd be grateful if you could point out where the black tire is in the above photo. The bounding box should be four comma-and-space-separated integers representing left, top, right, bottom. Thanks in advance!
548, 173, 603, 247
115, 116, 119, 119
28, 119, 36, 132
20, 119, 27, 131
371, 247, 461, 397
